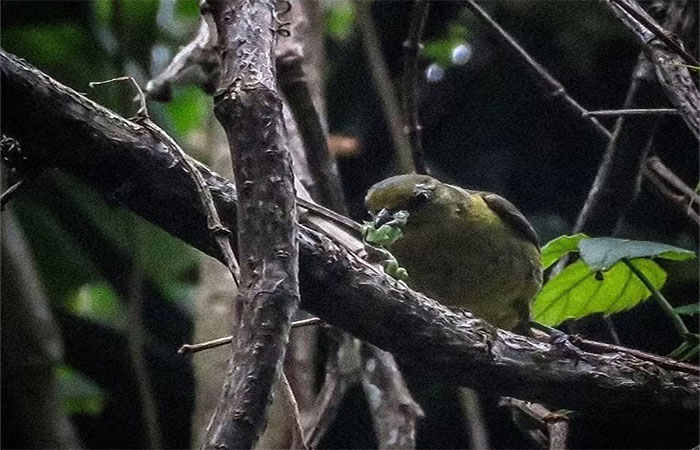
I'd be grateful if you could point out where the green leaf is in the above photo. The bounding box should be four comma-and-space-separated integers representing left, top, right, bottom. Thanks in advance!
327, 0, 354, 41
540, 233, 588, 269
57, 365, 107, 416
533, 258, 667, 326
578, 237, 696, 271
362, 210, 408, 247
362, 222, 404, 247
163, 86, 211, 137
673, 303, 700, 316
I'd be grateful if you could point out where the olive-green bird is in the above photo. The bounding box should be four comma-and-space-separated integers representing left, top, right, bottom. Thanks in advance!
365, 174, 542, 335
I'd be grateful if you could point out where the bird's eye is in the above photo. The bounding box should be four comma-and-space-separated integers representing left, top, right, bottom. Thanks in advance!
409, 190, 431, 209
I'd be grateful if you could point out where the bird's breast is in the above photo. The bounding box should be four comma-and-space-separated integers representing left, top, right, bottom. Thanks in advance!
388, 217, 541, 330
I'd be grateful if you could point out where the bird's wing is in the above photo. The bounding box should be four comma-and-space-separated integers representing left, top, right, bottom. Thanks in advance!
481, 193, 540, 249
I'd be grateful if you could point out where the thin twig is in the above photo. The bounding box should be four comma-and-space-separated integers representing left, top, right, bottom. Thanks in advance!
146, 18, 220, 101
178, 317, 323, 354
570, 335, 700, 376
463, 0, 612, 141
304, 332, 361, 448
0, 168, 40, 211
355, 0, 416, 174
572, 56, 661, 232
623, 258, 690, 341
609, 0, 699, 66
401, 0, 431, 175
583, 108, 679, 117
277, 48, 347, 211
603, 316, 622, 346
501, 398, 569, 450
297, 197, 361, 233
279, 372, 308, 450
458, 388, 490, 450
361, 344, 424, 449
90, 76, 241, 286
642, 156, 700, 226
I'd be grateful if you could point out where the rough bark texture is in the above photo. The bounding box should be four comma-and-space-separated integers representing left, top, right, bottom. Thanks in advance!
361, 344, 423, 448
1, 50, 698, 417
603, 0, 699, 139
200, 0, 300, 448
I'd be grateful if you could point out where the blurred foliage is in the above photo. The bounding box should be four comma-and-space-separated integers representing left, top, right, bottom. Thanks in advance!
422, 22, 471, 67
68, 281, 126, 330
325, 0, 354, 42
163, 85, 212, 137
57, 365, 108, 416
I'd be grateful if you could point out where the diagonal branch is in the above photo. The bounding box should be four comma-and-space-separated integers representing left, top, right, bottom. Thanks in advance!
463, 0, 612, 141
401, 0, 431, 175
602, 0, 700, 139
1, 50, 698, 417
355, 0, 416, 174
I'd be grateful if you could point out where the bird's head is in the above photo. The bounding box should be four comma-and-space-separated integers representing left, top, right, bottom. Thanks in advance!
365, 174, 467, 229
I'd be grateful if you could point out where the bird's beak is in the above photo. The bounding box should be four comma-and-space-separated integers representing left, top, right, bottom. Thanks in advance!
373, 208, 394, 228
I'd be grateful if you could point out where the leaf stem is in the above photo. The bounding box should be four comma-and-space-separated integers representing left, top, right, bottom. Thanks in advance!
623, 258, 689, 340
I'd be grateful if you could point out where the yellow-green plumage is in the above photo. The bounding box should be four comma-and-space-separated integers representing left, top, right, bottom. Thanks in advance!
365, 174, 542, 334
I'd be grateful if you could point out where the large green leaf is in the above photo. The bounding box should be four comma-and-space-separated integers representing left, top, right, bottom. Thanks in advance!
533, 258, 667, 326
578, 237, 696, 271
540, 233, 588, 269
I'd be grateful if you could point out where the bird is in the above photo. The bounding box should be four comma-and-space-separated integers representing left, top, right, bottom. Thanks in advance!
365, 174, 542, 335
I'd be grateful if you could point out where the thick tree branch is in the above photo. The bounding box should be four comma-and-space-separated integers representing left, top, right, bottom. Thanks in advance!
1, 50, 698, 417
199, 0, 300, 448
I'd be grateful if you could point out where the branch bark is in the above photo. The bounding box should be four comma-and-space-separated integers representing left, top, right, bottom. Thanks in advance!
199, 0, 300, 448
1, 50, 698, 417
602, 0, 700, 139
361, 344, 424, 448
